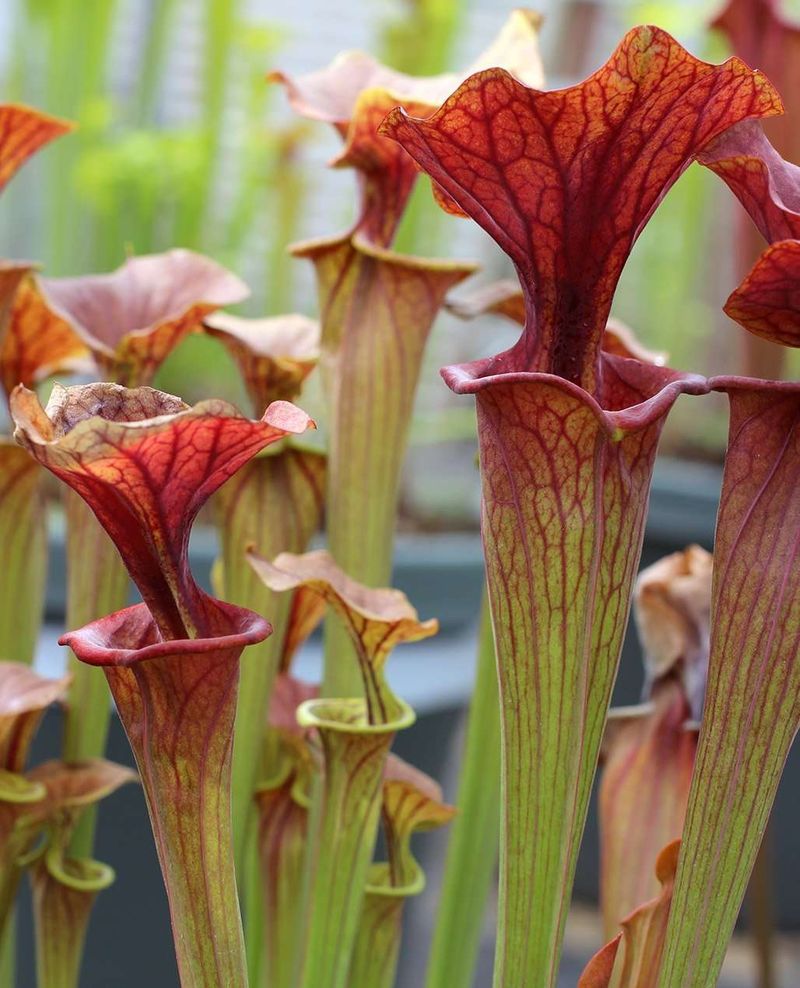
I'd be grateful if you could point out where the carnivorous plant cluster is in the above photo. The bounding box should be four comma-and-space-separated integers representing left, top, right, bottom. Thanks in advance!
3, 5, 800, 988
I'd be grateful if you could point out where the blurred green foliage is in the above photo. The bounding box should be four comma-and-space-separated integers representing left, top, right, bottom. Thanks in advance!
0, 1, 297, 299
0, 0, 318, 400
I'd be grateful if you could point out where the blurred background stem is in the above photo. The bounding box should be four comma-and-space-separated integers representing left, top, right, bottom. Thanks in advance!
426, 591, 500, 988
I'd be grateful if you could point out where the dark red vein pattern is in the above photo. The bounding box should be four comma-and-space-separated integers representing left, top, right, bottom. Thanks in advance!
382, 26, 780, 391
659, 379, 800, 987
0, 796, 37, 936
275, 12, 540, 699
61, 600, 268, 988
724, 239, 800, 345
466, 359, 705, 986
271, 11, 543, 248
695, 121, 800, 347
378, 25, 765, 987
337, 92, 439, 246
12, 383, 312, 641
380, 768, 454, 887
10, 381, 312, 988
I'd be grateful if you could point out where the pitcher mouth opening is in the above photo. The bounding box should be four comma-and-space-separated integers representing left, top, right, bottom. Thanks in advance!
443, 347, 710, 426
59, 598, 271, 669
